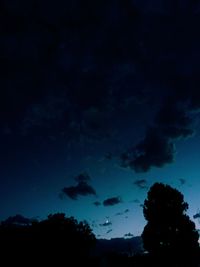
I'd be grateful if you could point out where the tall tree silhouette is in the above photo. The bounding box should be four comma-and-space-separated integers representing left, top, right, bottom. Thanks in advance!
142, 183, 199, 266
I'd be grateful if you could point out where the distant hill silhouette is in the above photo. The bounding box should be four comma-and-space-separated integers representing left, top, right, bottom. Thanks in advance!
94, 236, 143, 256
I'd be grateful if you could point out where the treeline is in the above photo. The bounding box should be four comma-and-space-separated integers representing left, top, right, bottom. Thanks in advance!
1, 183, 200, 267
0, 213, 96, 266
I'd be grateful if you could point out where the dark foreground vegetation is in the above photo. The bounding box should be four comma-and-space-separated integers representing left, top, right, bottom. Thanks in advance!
0, 213, 97, 265
1, 183, 200, 267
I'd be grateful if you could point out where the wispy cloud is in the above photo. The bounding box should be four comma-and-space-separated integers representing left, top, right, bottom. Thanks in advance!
99, 221, 112, 227
124, 232, 134, 238
179, 178, 186, 185
93, 201, 101, 206
2, 214, 33, 225
133, 179, 147, 189
115, 209, 130, 216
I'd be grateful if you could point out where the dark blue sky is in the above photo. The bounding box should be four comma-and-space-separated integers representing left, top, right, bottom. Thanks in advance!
1, 0, 200, 239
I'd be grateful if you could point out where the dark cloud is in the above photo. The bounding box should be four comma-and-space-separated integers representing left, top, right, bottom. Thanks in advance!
179, 178, 186, 185
103, 196, 122, 206
124, 209, 130, 213
93, 201, 101, 206
106, 229, 113, 234
115, 209, 129, 216
133, 179, 148, 189
193, 212, 200, 219
19, 93, 71, 137
62, 181, 96, 200
115, 212, 123, 216
124, 232, 134, 237
121, 87, 200, 173
2, 0, 165, 148
173, 89, 200, 111
2, 0, 200, 185
155, 102, 194, 139
74, 172, 91, 182
104, 152, 113, 160
121, 129, 175, 172
0, 0, 143, 142
99, 221, 112, 227
2, 214, 33, 225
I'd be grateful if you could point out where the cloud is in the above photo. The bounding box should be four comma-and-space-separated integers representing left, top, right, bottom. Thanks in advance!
122, 129, 175, 173
179, 178, 186, 185
93, 201, 101, 206
124, 233, 134, 238
104, 152, 113, 160
103, 196, 122, 206
106, 229, 113, 234
99, 221, 112, 227
3, 0, 200, 152
124, 209, 130, 213
2, 214, 33, 225
193, 213, 200, 219
133, 179, 148, 189
155, 102, 194, 139
74, 172, 91, 182
20, 93, 71, 137
173, 89, 200, 111
121, 88, 200, 173
0, 0, 147, 143
115, 209, 129, 216
131, 199, 140, 204
4, 0, 200, 191
115, 212, 123, 216
62, 181, 96, 200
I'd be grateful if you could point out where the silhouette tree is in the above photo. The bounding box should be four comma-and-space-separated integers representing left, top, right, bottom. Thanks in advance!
0, 213, 96, 266
31, 213, 96, 265
142, 183, 199, 267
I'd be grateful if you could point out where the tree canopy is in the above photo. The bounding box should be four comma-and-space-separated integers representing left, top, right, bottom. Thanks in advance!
142, 183, 199, 266
0, 213, 96, 265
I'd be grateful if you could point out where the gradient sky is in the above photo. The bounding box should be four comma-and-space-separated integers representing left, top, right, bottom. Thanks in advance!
1, 0, 200, 239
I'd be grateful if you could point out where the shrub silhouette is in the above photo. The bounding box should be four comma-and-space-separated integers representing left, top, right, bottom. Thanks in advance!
142, 183, 199, 266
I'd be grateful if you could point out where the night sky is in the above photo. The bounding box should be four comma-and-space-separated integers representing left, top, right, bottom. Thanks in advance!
1, 0, 200, 239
